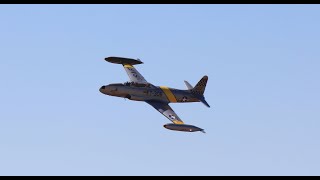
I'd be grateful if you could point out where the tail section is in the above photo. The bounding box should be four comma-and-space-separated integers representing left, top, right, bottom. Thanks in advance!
189, 76, 210, 108
184, 80, 194, 90
197, 95, 210, 108
192, 75, 208, 95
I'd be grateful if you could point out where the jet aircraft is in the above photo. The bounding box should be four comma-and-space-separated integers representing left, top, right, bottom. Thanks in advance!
99, 57, 210, 133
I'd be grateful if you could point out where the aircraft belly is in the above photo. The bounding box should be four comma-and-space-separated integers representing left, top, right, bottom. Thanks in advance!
120, 86, 197, 103
124, 87, 169, 103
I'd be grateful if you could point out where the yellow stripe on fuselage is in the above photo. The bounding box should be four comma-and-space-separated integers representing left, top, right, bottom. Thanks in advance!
123, 64, 134, 68
160, 86, 177, 103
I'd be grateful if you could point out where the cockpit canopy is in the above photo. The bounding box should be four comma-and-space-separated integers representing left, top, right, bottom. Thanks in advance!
106, 82, 154, 88
123, 81, 154, 88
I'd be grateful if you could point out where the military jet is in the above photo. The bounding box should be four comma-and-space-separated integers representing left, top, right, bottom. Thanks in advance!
99, 57, 210, 133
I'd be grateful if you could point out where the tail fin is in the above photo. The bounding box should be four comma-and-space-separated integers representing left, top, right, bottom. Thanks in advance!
191, 76, 210, 108
192, 75, 208, 95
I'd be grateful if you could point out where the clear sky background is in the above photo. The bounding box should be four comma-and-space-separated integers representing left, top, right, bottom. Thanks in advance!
0, 5, 319, 176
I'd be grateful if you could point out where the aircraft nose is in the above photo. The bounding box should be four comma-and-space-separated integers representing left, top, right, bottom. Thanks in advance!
99, 86, 106, 93
99, 85, 118, 95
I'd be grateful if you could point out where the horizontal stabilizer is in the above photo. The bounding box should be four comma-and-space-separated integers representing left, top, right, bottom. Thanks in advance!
105, 57, 143, 65
200, 98, 210, 108
195, 94, 210, 108
184, 80, 194, 90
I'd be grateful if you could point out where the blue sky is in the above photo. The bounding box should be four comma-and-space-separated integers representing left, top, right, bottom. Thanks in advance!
0, 5, 319, 175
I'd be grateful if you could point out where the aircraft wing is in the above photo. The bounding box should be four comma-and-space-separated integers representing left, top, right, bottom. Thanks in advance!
123, 64, 148, 84
146, 101, 184, 124
104, 57, 148, 84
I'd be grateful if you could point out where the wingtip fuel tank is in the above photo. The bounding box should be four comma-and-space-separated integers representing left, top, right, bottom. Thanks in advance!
105, 57, 143, 65
163, 123, 205, 133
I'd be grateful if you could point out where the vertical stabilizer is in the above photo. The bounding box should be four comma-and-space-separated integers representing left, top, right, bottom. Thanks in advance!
192, 75, 208, 95
191, 76, 210, 108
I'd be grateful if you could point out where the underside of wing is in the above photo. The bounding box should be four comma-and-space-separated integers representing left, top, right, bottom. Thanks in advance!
123, 64, 148, 84
146, 101, 184, 124
105, 57, 148, 84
